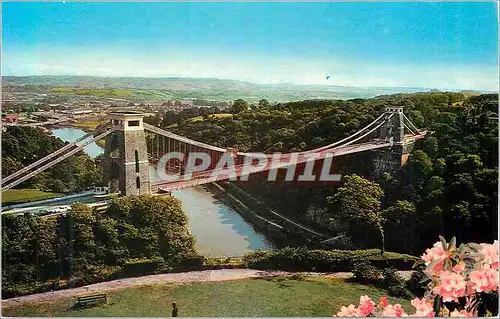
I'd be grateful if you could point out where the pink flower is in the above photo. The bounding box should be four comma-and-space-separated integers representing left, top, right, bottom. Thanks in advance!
469, 268, 499, 293
381, 304, 406, 317
358, 295, 375, 316
421, 242, 446, 265
480, 240, 499, 270
428, 259, 445, 276
411, 298, 434, 317
379, 296, 389, 308
433, 271, 466, 302
449, 309, 477, 317
336, 305, 361, 317
452, 261, 466, 274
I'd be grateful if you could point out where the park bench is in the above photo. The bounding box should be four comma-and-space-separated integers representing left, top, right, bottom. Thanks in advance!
75, 293, 107, 308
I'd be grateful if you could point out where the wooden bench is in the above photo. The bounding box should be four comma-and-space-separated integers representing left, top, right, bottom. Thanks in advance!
75, 293, 107, 308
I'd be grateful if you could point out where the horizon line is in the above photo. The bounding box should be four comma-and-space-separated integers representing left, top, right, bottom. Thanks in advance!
2, 74, 497, 93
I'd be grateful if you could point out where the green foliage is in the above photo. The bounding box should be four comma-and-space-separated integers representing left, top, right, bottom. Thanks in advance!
167, 92, 497, 255
1, 126, 101, 192
230, 99, 250, 113
327, 174, 385, 251
243, 247, 417, 272
352, 262, 412, 298
2, 195, 197, 298
352, 262, 382, 283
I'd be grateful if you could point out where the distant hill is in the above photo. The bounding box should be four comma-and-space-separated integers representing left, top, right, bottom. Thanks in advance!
2, 75, 493, 102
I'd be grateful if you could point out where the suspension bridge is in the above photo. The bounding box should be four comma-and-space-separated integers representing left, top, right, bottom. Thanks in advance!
2, 107, 426, 195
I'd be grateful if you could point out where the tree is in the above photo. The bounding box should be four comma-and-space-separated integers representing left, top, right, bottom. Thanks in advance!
327, 174, 386, 252
408, 110, 425, 128
383, 201, 417, 254
105, 195, 196, 262
423, 136, 439, 159
258, 99, 271, 109
230, 99, 249, 113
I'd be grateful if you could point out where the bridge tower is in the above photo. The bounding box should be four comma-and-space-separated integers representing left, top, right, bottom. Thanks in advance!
104, 111, 151, 196
373, 107, 415, 175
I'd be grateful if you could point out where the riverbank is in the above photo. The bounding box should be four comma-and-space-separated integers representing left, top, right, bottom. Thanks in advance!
206, 182, 332, 249
51, 120, 106, 147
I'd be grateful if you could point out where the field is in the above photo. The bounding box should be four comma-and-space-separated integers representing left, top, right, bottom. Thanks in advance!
2, 276, 412, 317
2, 189, 62, 205
72, 117, 108, 147
49, 88, 134, 97
187, 113, 233, 122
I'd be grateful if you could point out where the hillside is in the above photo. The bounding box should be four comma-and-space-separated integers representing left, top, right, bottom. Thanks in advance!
4, 75, 489, 102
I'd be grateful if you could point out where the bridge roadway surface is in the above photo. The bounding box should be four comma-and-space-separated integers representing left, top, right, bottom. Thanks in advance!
2, 269, 414, 306
152, 140, 393, 192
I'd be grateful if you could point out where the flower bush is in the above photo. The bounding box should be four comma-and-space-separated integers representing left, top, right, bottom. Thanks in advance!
335, 237, 499, 317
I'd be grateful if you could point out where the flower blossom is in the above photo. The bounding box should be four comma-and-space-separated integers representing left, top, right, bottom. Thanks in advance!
469, 268, 499, 293
411, 298, 434, 317
480, 240, 499, 270
337, 305, 361, 317
433, 271, 466, 302
381, 304, 406, 317
358, 295, 375, 316
379, 296, 388, 308
421, 242, 446, 265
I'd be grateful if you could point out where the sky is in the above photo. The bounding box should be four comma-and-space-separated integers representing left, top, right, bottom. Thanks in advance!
2, 2, 499, 91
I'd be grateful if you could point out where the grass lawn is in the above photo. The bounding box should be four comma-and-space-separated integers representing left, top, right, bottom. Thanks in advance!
2, 276, 412, 317
2, 189, 62, 205
187, 113, 233, 122
72, 118, 107, 147
72, 120, 105, 131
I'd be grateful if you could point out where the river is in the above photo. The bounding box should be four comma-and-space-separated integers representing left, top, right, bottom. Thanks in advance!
51, 127, 275, 257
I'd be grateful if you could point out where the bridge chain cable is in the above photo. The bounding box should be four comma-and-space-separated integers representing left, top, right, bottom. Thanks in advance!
143, 123, 226, 153
2, 125, 110, 184
300, 112, 389, 154
404, 123, 418, 135
2, 126, 119, 191
332, 117, 390, 149
402, 113, 421, 135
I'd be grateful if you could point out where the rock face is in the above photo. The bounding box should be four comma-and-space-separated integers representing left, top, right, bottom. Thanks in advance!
104, 112, 151, 196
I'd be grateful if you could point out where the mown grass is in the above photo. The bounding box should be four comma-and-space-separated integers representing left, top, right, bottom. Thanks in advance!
72, 118, 107, 147
2, 276, 412, 317
2, 189, 63, 205
187, 113, 233, 122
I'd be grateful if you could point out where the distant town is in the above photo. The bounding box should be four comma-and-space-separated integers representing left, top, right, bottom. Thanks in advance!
2, 81, 233, 130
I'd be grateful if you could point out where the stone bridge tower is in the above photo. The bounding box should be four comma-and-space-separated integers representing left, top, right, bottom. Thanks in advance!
373, 107, 416, 175
104, 111, 151, 196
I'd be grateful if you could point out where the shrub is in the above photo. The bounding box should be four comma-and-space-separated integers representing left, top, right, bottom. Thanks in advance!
244, 247, 417, 272
175, 256, 206, 270
352, 262, 382, 283
406, 268, 428, 297
122, 257, 165, 275
380, 268, 412, 299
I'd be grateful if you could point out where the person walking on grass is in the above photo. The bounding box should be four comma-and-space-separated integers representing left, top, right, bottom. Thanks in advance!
172, 302, 179, 317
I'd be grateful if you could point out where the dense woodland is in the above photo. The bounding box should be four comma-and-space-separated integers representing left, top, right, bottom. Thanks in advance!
2, 91, 498, 298
2, 195, 196, 297
167, 92, 498, 255
2, 126, 102, 194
